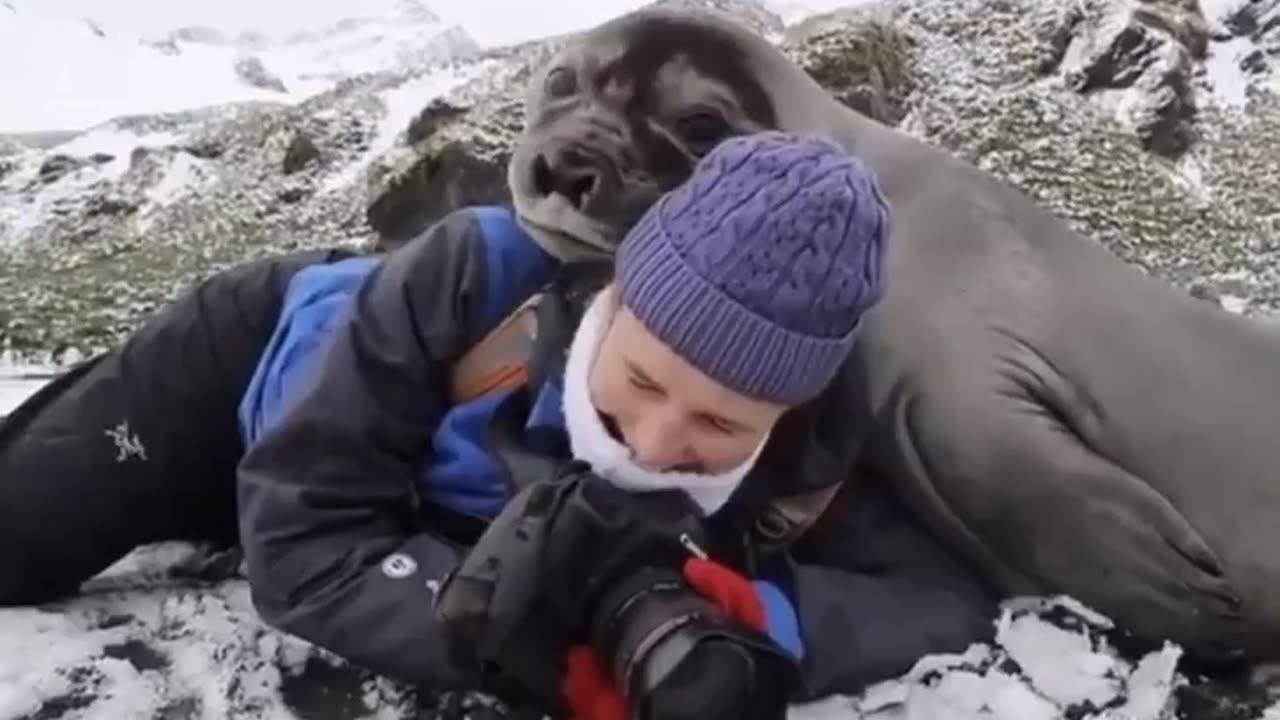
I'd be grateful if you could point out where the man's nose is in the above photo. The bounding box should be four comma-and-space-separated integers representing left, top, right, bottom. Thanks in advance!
627, 418, 688, 473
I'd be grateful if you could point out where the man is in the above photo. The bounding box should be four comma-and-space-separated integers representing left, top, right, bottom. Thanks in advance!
236, 131, 999, 715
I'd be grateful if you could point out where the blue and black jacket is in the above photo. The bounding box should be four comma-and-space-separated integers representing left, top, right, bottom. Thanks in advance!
234, 205, 999, 702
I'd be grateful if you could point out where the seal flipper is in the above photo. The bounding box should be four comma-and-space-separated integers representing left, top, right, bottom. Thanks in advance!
880, 373, 1247, 661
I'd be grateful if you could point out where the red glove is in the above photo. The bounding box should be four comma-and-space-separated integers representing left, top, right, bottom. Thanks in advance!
681, 556, 766, 632
561, 644, 627, 720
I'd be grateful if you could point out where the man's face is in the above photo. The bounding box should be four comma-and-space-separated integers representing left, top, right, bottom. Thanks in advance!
587, 290, 788, 475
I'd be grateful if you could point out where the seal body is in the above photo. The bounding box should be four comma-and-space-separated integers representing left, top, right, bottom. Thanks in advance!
837, 119, 1274, 660
506, 7, 1279, 662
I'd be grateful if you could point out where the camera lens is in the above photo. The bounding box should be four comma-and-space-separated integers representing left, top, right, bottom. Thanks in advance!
590, 566, 769, 720
640, 637, 754, 720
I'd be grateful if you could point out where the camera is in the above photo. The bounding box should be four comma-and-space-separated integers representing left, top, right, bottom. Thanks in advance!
433, 464, 799, 720
588, 563, 797, 720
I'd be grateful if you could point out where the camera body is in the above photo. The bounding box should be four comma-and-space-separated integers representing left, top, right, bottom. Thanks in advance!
433, 463, 799, 719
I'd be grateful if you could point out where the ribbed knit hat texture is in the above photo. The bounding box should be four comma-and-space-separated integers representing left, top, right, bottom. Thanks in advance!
615, 130, 890, 405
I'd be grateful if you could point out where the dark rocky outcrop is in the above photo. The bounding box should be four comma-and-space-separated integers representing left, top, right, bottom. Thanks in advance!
281, 131, 320, 174
37, 154, 85, 183
233, 55, 288, 93
1045, 0, 1210, 160
181, 140, 225, 160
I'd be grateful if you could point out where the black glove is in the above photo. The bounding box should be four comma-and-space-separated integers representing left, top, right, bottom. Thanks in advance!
432, 462, 709, 714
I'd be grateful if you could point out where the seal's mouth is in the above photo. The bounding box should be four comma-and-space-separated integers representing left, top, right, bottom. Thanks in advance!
512, 192, 623, 260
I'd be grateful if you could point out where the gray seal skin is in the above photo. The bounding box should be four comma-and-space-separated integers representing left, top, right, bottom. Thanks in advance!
504, 7, 1277, 663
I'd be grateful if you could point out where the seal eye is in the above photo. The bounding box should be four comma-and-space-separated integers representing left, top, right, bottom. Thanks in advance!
674, 110, 731, 155
544, 67, 577, 98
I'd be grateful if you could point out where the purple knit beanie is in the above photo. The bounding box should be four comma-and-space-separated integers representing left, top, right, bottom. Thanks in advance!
615, 130, 890, 406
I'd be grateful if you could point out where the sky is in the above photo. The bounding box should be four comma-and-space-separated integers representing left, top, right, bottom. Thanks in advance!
14, 0, 666, 48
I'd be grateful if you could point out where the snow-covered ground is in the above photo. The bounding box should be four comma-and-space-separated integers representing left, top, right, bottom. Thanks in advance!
0, 363, 53, 416
0, 361, 1276, 718
0, 536, 1207, 720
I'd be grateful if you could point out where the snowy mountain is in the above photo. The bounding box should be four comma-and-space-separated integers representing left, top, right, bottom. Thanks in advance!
0, 0, 480, 134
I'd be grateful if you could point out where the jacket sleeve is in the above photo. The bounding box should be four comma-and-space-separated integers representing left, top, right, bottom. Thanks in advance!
762, 482, 1001, 701
235, 208, 504, 690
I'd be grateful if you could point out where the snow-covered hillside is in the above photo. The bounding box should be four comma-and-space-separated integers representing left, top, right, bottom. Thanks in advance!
0, 0, 479, 134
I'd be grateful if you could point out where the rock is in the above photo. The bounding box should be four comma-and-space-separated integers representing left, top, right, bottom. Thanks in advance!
1051, 0, 1208, 159
783, 7, 921, 125
37, 154, 84, 183
1188, 281, 1224, 305
405, 98, 471, 144
83, 196, 139, 217
277, 185, 310, 204
1242, 47, 1269, 74
369, 138, 516, 247
1135, 0, 1210, 59
233, 55, 288, 93
1223, 0, 1280, 51
282, 132, 321, 174
364, 46, 558, 245
182, 140, 226, 160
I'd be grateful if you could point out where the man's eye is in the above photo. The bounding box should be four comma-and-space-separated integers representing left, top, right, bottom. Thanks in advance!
628, 374, 660, 394
700, 416, 737, 435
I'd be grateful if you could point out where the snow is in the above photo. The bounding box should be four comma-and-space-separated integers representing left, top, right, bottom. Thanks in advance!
0, 358, 1269, 719
0, 0, 476, 134
0, 366, 1240, 719
143, 152, 216, 209
51, 127, 188, 183
1203, 35, 1258, 109
0, 544, 326, 720
1195, 0, 1280, 110
0, 125, 185, 245
0, 365, 51, 416
318, 59, 497, 193
0, 536, 1205, 720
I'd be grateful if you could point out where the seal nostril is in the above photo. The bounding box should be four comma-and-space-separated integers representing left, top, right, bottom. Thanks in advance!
532, 153, 554, 197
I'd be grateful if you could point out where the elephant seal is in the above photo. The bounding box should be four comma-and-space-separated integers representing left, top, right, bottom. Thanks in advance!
503, 7, 1279, 664
506, 10, 781, 262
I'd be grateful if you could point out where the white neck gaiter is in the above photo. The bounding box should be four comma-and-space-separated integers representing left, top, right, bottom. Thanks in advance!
560, 291, 769, 516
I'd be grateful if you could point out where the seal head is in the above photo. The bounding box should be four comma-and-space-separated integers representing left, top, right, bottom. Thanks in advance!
507, 10, 782, 261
